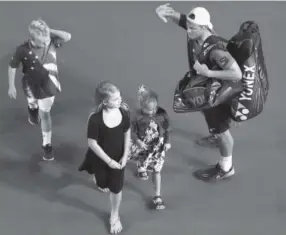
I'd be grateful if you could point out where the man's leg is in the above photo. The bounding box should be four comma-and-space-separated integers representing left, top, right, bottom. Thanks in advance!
195, 134, 219, 148
195, 111, 218, 148
194, 104, 235, 181
218, 129, 234, 172
38, 96, 55, 161
195, 110, 240, 148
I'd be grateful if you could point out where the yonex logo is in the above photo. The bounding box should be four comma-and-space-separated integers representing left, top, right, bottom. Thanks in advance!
234, 102, 249, 120
240, 65, 255, 101
184, 87, 206, 108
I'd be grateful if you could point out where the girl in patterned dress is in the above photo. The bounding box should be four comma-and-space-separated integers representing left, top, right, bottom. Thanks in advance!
130, 85, 171, 210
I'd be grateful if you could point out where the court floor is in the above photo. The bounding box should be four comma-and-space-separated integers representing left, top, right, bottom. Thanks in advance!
0, 2, 285, 235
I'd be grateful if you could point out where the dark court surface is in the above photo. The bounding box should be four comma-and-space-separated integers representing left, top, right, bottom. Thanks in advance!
0, 2, 285, 235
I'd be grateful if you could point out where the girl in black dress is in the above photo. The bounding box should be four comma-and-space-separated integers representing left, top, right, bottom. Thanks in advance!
79, 81, 131, 234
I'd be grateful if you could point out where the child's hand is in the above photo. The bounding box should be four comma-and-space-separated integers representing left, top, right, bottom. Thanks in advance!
164, 143, 171, 152
108, 159, 121, 169
119, 157, 128, 169
136, 139, 147, 150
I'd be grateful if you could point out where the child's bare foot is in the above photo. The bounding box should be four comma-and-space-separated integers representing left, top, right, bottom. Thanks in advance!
110, 215, 123, 234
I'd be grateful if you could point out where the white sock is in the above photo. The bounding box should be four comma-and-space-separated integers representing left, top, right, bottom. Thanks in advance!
42, 131, 52, 146
219, 156, 232, 172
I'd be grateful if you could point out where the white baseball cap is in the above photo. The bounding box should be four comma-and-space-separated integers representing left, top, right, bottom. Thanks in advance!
187, 7, 213, 30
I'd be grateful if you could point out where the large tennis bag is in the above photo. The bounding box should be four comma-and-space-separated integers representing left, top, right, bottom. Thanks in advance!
227, 21, 269, 121
173, 21, 269, 118
173, 70, 243, 113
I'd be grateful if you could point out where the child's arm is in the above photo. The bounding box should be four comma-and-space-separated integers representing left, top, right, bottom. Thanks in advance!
161, 110, 172, 145
122, 112, 131, 160
87, 114, 120, 169
131, 118, 140, 142
88, 139, 114, 165
50, 28, 71, 48
131, 114, 144, 145
8, 66, 17, 95
131, 115, 149, 151
120, 128, 131, 163
120, 109, 132, 168
50, 29, 72, 43
8, 45, 24, 99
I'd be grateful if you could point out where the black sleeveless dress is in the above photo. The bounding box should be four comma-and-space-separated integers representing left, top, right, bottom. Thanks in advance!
78, 107, 130, 193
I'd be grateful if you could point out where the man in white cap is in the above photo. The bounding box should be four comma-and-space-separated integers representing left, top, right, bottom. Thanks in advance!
156, 4, 242, 181
157, 4, 219, 147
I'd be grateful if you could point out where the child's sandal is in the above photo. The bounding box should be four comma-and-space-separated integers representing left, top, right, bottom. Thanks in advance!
153, 196, 166, 210
138, 171, 149, 180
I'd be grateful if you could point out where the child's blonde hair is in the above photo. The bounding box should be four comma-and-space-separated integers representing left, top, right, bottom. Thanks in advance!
28, 18, 50, 40
95, 81, 119, 105
137, 84, 158, 108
